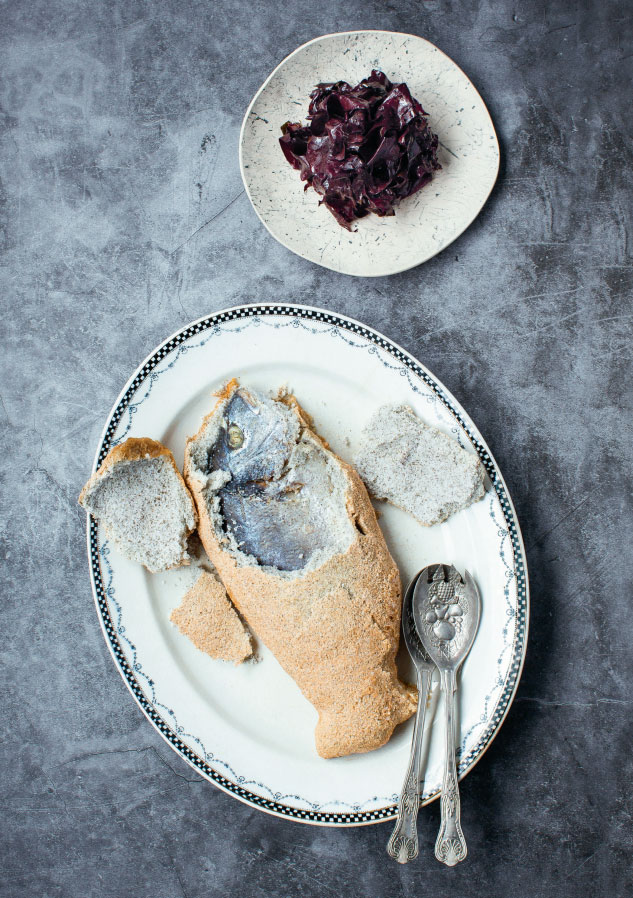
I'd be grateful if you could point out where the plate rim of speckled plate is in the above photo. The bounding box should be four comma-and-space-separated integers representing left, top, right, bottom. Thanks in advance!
238, 30, 500, 277
85, 302, 529, 827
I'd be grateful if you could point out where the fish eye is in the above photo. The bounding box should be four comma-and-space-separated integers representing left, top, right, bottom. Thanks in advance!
227, 423, 244, 449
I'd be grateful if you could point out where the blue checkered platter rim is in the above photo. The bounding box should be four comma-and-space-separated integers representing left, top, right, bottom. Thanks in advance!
86, 303, 528, 826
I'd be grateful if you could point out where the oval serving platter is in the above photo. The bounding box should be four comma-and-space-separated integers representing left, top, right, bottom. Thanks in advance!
86, 303, 528, 826
240, 31, 500, 277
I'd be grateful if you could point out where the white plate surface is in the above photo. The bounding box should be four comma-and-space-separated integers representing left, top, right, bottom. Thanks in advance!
240, 31, 500, 277
87, 304, 528, 826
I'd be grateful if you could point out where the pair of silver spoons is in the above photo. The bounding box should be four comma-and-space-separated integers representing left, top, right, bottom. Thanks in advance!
387, 564, 481, 866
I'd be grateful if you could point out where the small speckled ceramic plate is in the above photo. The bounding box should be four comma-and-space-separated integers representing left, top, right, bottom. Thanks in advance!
239, 31, 499, 277
86, 304, 528, 826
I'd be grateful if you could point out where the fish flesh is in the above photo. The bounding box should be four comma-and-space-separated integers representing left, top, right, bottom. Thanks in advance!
209, 386, 346, 570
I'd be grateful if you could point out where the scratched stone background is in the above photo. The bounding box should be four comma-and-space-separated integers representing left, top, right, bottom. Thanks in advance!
1, 0, 632, 895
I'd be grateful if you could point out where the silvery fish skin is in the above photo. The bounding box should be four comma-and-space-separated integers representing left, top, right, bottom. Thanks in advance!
210, 390, 294, 485
209, 388, 334, 571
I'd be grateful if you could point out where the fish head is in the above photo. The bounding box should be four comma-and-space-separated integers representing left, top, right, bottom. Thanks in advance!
209, 387, 299, 485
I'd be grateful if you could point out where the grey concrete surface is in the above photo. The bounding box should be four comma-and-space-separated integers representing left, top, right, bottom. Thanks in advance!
1, 0, 632, 895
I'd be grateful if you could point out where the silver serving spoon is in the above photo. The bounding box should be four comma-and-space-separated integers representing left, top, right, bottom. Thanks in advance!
413, 564, 481, 866
386, 570, 436, 864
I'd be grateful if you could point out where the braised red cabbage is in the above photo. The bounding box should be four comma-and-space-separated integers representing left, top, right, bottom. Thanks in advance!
279, 70, 440, 230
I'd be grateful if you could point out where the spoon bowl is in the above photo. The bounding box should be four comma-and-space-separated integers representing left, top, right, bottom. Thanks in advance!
413, 564, 480, 672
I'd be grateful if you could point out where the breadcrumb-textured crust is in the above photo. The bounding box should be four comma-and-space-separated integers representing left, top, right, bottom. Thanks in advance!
184, 385, 416, 759
171, 570, 253, 664
79, 437, 197, 572
80, 437, 183, 502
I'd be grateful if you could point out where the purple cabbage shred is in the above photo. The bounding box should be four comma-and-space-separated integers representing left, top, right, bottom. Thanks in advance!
279, 70, 441, 230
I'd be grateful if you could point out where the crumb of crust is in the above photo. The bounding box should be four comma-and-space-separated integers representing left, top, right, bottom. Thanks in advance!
78, 438, 196, 573
170, 570, 253, 664
355, 403, 486, 526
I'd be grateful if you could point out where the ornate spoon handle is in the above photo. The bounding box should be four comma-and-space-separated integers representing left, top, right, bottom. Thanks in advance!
435, 668, 467, 866
387, 667, 431, 863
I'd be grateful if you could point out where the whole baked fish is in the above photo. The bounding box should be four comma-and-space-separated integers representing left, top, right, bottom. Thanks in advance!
185, 379, 416, 758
